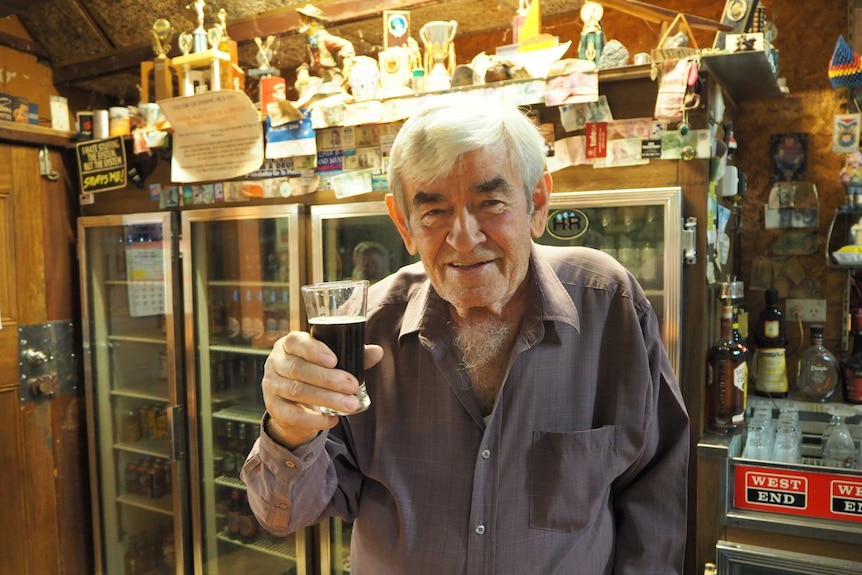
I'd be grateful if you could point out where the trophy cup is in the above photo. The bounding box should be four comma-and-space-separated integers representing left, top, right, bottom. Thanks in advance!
420, 20, 458, 91
140, 18, 175, 103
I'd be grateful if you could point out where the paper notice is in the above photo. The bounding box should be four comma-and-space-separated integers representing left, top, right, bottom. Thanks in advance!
159, 91, 263, 183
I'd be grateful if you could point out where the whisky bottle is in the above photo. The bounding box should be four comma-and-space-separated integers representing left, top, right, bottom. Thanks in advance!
706, 302, 747, 434
753, 288, 788, 397
796, 325, 839, 401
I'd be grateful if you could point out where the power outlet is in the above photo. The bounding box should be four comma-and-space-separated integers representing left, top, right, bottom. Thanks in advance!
785, 298, 827, 323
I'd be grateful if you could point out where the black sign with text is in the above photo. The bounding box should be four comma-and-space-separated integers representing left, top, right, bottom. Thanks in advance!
76, 136, 127, 193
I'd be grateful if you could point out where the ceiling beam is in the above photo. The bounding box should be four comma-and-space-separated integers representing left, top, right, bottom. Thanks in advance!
599, 0, 732, 31
0, 29, 49, 59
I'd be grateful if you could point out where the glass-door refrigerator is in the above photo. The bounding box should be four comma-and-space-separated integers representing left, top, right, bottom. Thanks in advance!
78, 212, 189, 575
181, 204, 308, 575
308, 201, 417, 574
536, 186, 683, 376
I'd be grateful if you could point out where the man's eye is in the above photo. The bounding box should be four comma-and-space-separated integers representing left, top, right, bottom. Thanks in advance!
419, 209, 446, 224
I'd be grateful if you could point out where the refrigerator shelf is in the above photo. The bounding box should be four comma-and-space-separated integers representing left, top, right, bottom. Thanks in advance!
117, 494, 173, 516
110, 385, 168, 402
216, 531, 299, 561
107, 334, 166, 345
213, 403, 266, 424
207, 280, 293, 289
210, 344, 272, 356
215, 475, 247, 490
115, 439, 171, 459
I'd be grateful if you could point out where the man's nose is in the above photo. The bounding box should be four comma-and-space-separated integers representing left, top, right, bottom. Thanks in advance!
447, 209, 485, 251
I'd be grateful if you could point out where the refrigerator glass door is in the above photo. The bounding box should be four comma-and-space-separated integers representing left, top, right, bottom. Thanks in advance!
79, 213, 187, 575
182, 205, 307, 575
537, 187, 682, 376
309, 202, 415, 574
310, 201, 417, 285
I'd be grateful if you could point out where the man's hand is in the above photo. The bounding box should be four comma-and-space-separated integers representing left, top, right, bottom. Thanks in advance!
262, 331, 383, 449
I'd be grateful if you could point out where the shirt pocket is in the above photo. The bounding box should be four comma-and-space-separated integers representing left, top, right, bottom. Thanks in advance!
529, 425, 619, 532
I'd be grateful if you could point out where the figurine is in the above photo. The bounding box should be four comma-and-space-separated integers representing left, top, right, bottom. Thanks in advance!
296, 3, 355, 89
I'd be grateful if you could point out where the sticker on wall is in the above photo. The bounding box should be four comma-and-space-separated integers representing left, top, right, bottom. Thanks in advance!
832, 114, 861, 153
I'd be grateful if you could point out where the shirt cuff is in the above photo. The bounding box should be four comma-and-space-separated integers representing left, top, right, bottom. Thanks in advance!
260, 412, 327, 466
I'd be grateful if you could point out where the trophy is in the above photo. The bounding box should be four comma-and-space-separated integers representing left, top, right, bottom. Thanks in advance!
420, 20, 457, 91
140, 18, 176, 103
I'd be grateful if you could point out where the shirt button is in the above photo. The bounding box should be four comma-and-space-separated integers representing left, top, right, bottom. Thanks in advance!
284, 460, 296, 468
278, 503, 288, 509
475, 524, 486, 535
481, 449, 491, 459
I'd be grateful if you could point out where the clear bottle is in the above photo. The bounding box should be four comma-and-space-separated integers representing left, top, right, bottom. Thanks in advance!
796, 325, 839, 401
706, 302, 747, 434
753, 288, 788, 397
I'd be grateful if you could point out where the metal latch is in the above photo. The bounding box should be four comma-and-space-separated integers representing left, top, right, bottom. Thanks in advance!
18, 321, 79, 402
682, 217, 697, 265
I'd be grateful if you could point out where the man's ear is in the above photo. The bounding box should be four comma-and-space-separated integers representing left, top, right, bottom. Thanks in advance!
385, 193, 418, 255
529, 172, 552, 238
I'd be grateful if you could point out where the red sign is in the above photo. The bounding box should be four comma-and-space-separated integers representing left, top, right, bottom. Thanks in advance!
585, 122, 607, 159
734, 464, 862, 523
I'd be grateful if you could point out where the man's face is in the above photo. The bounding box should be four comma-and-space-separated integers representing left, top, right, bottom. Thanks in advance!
387, 148, 550, 316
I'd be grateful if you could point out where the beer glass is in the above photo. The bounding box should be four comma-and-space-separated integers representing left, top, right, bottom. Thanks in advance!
301, 280, 371, 416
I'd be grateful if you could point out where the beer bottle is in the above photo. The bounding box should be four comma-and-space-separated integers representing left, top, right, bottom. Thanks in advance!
222, 421, 236, 478
238, 491, 258, 543
227, 489, 242, 539
226, 289, 241, 345
236, 422, 249, 474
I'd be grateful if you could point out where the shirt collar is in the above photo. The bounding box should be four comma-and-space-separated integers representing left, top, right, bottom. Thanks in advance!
398, 243, 580, 343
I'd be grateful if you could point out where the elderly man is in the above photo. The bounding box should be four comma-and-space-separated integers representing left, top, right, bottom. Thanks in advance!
241, 93, 690, 574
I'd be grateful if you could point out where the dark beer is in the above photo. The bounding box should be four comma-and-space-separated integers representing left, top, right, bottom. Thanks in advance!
309, 316, 366, 383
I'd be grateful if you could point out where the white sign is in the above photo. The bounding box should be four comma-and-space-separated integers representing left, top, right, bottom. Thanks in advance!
159, 91, 263, 183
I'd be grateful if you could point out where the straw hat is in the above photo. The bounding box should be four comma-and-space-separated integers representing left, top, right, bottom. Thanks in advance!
297, 4, 328, 22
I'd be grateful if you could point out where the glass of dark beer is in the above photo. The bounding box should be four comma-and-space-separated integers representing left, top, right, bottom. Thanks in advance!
301, 279, 371, 415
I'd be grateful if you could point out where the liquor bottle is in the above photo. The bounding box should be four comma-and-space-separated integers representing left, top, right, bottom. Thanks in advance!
721, 280, 749, 407
706, 302, 746, 434
840, 330, 862, 404
796, 325, 839, 401
752, 288, 788, 397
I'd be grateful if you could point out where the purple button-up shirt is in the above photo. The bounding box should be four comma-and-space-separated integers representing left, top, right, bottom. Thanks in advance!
242, 244, 690, 574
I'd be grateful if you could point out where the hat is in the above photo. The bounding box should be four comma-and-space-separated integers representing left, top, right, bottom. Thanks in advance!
297, 4, 328, 22
829, 35, 862, 89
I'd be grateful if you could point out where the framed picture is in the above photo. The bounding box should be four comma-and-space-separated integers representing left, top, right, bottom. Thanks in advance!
770, 133, 807, 182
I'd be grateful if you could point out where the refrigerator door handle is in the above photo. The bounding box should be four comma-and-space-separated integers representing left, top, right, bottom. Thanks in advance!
168, 404, 186, 461
683, 216, 697, 265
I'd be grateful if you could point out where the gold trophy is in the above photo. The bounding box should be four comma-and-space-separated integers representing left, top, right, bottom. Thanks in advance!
419, 20, 458, 91
139, 18, 176, 103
